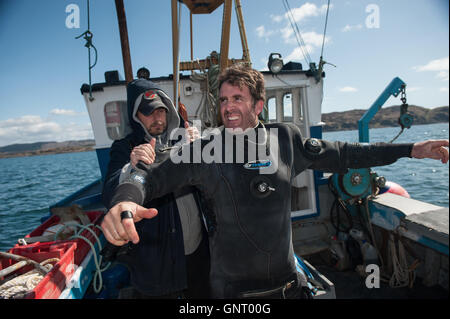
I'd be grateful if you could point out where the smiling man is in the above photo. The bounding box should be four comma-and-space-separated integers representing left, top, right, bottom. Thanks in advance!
101, 63, 449, 299
219, 68, 264, 131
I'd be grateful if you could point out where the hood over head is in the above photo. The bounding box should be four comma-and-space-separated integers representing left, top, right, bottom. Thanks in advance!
126, 79, 180, 148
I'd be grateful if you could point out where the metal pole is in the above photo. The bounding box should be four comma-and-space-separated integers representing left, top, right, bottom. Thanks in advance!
234, 0, 251, 65
219, 0, 232, 71
190, 11, 193, 63
114, 0, 133, 83
171, 0, 179, 105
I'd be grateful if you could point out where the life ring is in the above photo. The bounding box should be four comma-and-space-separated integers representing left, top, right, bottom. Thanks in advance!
380, 181, 410, 198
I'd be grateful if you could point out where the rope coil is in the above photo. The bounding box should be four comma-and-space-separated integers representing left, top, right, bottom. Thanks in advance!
0, 258, 59, 299
0, 222, 109, 299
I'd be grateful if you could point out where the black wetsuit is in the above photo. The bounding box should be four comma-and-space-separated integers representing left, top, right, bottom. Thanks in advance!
111, 122, 413, 298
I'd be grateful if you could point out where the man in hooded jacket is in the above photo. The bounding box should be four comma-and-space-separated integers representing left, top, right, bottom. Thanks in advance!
102, 78, 210, 298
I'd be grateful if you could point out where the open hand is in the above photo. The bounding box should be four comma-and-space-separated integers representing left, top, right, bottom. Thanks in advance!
411, 139, 449, 164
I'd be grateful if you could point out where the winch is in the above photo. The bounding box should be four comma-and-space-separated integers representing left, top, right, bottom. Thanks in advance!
330, 168, 385, 202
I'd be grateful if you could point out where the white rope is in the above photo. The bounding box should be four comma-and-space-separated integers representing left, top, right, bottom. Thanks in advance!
388, 235, 416, 288
0, 258, 58, 299
54, 223, 110, 294
0, 220, 109, 298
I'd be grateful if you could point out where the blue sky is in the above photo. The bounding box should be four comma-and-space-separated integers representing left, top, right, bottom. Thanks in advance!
0, 0, 448, 147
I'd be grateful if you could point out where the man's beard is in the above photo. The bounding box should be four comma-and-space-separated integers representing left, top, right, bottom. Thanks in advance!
148, 121, 167, 135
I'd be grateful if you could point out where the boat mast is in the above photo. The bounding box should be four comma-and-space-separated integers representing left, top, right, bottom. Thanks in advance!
219, 0, 232, 70
171, 0, 252, 118
114, 0, 133, 83
173, 0, 251, 72
171, 0, 181, 109
235, 0, 251, 65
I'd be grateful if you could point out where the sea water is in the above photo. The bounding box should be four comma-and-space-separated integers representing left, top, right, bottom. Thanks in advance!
0, 151, 101, 251
0, 123, 448, 251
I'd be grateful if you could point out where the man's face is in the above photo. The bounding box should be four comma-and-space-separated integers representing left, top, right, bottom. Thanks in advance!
137, 108, 167, 135
219, 82, 263, 131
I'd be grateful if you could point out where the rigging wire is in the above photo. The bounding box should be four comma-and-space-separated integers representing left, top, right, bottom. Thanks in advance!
282, 0, 312, 66
76, 0, 97, 101
320, 0, 331, 59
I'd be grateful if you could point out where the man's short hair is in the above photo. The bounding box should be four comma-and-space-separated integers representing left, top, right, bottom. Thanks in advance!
218, 63, 266, 104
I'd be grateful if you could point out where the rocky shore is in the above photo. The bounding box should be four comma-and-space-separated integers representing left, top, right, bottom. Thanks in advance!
322, 105, 448, 132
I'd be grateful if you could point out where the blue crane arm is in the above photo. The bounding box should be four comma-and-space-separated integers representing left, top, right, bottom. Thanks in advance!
358, 77, 406, 143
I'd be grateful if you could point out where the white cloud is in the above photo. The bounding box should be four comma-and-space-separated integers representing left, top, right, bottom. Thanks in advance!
285, 2, 330, 23
270, 14, 283, 23
301, 31, 329, 47
50, 108, 86, 116
283, 31, 330, 62
440, 87, 449, 92
280, 26, 294, 42
415, 57, 449, 71
341, 24, 363, 32
255, 25, 266, 38
0, 115, 93, 147
437, 71, 449, 81
285, 46, 315, 62
255, 25, 275, 42
339, 86, 358, 93
261, 2, 333, 64
413, 57, 449, 81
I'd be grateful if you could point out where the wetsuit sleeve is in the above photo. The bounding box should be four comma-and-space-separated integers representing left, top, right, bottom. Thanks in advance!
109, 141, 203, 207
306, 140, 414, 173
289, 124, 414, 174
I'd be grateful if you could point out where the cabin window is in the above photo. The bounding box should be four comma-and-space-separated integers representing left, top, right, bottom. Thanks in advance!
104, 101, 129, 140
297, 90, 304, 124
283, 93, 293, 122
265, 97, 277, 122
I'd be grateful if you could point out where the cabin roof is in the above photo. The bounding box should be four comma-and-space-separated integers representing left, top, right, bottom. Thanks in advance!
79, 68, 321, 94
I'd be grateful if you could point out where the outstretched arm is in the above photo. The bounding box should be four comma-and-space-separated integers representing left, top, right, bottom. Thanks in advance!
101, 141, 204, 245
411, 139, 449, 163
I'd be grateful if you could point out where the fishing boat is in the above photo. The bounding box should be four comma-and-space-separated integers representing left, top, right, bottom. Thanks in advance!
0, 0, 447, 300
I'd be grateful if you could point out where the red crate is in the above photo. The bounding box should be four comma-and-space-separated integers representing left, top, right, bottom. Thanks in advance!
1, 242, 77, 299
18, 210, 104, 265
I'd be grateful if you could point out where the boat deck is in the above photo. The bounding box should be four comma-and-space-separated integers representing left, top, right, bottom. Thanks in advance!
306, 252, 448, 299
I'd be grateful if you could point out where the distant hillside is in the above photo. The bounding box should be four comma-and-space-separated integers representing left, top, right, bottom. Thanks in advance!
0, 139, 95, 158
322, 105, 448, 132
0, 105, 447, 158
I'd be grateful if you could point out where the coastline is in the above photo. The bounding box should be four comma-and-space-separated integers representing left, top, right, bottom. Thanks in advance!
1, 105, 447, 159
0, 146, 94, 159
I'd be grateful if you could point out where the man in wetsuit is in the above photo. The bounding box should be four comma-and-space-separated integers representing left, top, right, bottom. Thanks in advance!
101, 64, 449, 298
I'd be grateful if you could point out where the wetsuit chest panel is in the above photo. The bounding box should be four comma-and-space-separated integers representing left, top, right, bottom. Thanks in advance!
201, 125, 298, 296
217, 159, 292, 252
